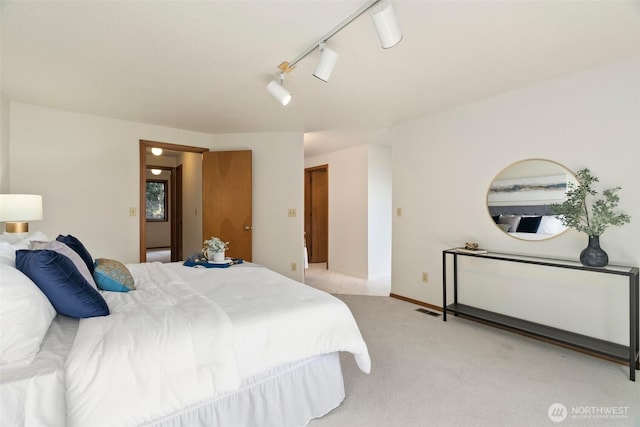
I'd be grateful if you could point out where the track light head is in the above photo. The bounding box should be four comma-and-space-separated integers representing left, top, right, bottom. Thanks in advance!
268, 0, 403, 101
267, 74, 292, 106
371, 0, 402, 49
313, 43, 339, 82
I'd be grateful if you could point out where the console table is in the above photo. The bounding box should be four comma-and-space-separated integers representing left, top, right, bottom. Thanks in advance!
442, 248, 639, 381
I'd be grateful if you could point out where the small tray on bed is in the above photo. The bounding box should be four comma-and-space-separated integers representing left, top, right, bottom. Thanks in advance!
183, 257, 243, 268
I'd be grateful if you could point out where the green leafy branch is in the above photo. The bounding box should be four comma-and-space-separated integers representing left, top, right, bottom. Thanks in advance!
551, 168, 630, 236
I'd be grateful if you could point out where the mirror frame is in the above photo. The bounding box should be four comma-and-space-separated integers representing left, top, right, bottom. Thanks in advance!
487, 158, 577, 241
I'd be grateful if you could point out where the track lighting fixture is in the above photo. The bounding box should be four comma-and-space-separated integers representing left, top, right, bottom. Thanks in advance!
371, 0, 402, 49
266, 73, 292, 106
267, 0, 401, 104
313, 43, 339, 82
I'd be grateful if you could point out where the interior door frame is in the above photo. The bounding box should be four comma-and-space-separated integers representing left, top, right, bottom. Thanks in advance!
304, 164, 329, 266
139, 140, 208, 262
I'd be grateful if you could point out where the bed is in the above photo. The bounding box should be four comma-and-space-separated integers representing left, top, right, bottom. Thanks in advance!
0, 232, 371, 427
488, 204, 567, 240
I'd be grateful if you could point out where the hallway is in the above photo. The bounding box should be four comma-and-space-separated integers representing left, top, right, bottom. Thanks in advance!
303, 263, 390, 296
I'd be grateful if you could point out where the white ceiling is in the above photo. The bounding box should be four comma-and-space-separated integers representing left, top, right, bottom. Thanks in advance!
2, 1, 639, 157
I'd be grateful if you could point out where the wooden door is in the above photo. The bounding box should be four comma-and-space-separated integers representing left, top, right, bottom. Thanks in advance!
304, 166, 328, 263
202, 151, 252, 261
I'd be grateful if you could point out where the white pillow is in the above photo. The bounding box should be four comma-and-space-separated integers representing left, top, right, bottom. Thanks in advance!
29, 240, 98, 290
0, 263, 56, 365
0, 232, 51, 267
0, 242, 15, 266
498, 215, 521, 233
538, 215, 567, 235
0, 231, 51, 250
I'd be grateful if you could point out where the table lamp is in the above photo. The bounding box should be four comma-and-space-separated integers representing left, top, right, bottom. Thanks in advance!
0, 194, 43, 233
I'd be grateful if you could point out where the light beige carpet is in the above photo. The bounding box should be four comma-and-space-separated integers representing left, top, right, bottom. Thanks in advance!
304, 263, 390, 296
310, 295, 640, 427
146, 248, 171, 263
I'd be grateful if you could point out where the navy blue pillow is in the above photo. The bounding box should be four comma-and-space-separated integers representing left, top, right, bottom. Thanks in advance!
15, 250, 109, 319
516, 216, 543, 233
56, 234, 94, 274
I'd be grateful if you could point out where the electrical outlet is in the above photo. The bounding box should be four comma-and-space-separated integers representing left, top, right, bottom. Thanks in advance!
288, 209, 296, 217
422, 272, 428, 283
129, 207, 136, 216
291, 262, 297, 272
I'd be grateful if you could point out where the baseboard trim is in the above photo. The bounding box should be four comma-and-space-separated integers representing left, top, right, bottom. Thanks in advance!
389, 293, 442, 312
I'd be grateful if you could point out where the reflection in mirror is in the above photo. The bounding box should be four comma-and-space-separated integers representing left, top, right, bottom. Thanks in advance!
487, 159, 577, 241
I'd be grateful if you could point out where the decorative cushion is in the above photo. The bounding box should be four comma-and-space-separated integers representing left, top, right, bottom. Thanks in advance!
93, 258, 135, 292
516, 216, 542, 233
497, 223, 511, 232
30, 240, 98, 290
15, 250, 109, 319
0, 263, 56, 365
498, 215, 521, 233
539, 215, 566, 235
56, 234, 94, 274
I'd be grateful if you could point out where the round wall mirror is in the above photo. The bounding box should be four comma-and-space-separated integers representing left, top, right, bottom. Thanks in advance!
487, 159, 577, 241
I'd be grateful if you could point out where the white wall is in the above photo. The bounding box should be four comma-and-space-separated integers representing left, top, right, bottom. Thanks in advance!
8, 104, 305, 281
392, 58, 640, 344
9, 103, 212, 262
307, 145, 369, 278
367, 144, 392, 279
209, 132, 305, 282
0, 8, 7, 193
0, 93, 9, 193
306, 143, 392, 281
181, 151, 203, 257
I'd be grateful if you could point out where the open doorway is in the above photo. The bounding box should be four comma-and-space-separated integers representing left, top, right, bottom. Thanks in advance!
304, 165, 328, 272
144, 164, 184, 262
139, 140, 208, 263
144, 166, 175, 262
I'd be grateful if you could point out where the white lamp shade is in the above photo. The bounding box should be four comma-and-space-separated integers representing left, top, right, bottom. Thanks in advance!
313, 46, 339, 82
267, 80, 292, 106
0, 194, 43, 222
371, 0, 402, 49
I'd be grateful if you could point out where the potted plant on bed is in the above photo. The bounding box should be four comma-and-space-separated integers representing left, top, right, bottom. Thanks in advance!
551, 168, 630, 267
203, 236, 229, 262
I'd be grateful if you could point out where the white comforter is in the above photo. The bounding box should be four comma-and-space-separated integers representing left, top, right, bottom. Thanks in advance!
65, 263, 240, 427
166, 262, 371, 378
64, 262, 370, 427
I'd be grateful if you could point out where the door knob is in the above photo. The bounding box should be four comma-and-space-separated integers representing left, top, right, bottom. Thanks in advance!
244, 226, 252, 230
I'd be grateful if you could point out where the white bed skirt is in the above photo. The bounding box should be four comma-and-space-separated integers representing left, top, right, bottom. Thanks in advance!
144, 352, 345, 427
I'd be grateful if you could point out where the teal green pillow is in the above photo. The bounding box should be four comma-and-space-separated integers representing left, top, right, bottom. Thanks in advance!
93, 258, 135, 292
